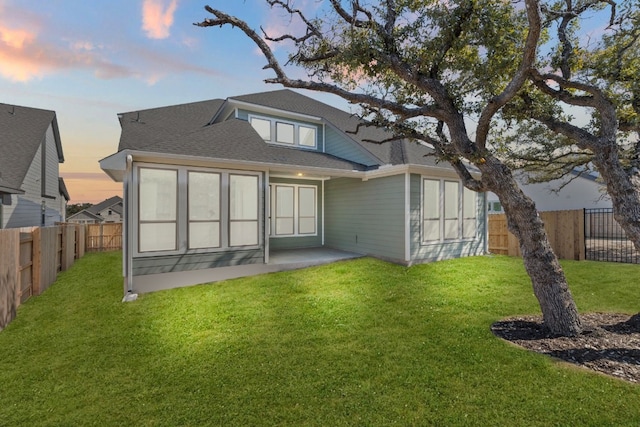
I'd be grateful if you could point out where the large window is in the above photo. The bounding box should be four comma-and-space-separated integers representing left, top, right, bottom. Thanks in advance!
270, 184, 317, 237
422, 178, 477, 243
139, 168, 178, 252
137, 166, 261, 254
229, 174, 259, 246
188, 172, 220, 249
249, 115, 317, 149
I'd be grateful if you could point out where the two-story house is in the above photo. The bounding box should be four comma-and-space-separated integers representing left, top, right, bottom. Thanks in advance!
100, 90, 487, 295
0, 103, 70, 228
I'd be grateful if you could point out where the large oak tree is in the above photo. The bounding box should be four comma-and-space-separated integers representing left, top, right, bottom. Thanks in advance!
197, 0, 583, 336
501, 0, 640, 252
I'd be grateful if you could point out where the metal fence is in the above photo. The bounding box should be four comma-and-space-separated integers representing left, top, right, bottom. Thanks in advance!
585, 208, 639, 264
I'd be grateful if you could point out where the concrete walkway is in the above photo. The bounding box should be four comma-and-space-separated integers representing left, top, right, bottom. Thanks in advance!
132, 247, 363, 294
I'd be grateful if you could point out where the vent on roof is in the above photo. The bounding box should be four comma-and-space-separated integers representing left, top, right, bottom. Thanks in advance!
131, 112, 145, 124
8, 105, 15, 115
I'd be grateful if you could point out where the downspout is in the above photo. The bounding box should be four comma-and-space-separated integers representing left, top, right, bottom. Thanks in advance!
404, 172, 411, 264
122, 155, 136, 301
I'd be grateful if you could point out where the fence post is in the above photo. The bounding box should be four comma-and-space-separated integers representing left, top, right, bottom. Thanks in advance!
32, 227, 42, 296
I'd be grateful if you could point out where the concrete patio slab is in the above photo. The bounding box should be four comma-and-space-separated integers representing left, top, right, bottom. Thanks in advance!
132, 247, 363, 294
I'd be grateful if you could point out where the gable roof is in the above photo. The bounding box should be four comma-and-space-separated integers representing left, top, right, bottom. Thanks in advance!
230, 89, 444, 168
124, 118, 367, 171
87, 196, 123, 215
67, 210, 103, 222
113, 89, 443, 172
117, 99, 225, 151
0, 103, 64, 193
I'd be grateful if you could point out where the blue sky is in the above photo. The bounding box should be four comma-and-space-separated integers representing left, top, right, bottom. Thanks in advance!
1, 0, 612, 203
0, 0, 336, 203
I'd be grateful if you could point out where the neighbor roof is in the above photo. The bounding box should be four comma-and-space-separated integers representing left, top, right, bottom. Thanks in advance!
0, 103, 64, 193
87, 196, 123, 215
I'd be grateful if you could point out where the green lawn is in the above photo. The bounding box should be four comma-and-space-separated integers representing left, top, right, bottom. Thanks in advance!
1, 252, 638, 426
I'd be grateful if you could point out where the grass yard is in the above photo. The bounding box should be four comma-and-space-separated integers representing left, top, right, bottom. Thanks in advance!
1, 252, 639, 426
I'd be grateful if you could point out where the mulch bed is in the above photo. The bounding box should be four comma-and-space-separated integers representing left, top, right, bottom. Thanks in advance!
491, 313, 640, 384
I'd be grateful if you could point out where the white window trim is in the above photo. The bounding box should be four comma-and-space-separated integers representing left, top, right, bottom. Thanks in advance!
133, 163, 262, 258
269, 183, 318, 238
421, 176, 478, 245
248, 114, 318, 149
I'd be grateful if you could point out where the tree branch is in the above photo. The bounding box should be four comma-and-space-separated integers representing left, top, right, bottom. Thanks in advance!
475, 0, 542, 150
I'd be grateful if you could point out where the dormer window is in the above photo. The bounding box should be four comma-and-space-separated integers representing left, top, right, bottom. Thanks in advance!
249, 115, 317, 149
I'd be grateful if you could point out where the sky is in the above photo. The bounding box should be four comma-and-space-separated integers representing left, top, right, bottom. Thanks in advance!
0, 0, 337, 203
1, 1, 612, 204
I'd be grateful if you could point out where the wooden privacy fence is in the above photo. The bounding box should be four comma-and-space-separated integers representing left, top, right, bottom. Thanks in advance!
0, 224, 85, 331
86, 223, 122, 251
488, 210, 585, 261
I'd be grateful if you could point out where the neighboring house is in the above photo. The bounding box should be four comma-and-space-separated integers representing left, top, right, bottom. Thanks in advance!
487, 170, 611, 214
67, 196, 123, 224
100, 89, 487, 294
0, 103, 70, 228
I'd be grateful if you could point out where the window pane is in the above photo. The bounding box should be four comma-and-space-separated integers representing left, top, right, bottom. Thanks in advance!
463, 219, 476, 239
189, 172, 220, 220
276, 218, 294, 235
139, 168, 177, 221
444, 181, 459, 219
299, 217, 316, 234
444, 219, 459, 239
140, 223, 176, 252
423, 179, 439, 219
299, 126, 316, 147
276, 186, 294, 217
250, 117, 271, 140
230, 221, 258, 246
189, 222, 220, 249
423, 220, 440, 241
298, 187, 315, 217
230, 175, 258, 220
276, 122, 294, 144
463, 187, 476, 219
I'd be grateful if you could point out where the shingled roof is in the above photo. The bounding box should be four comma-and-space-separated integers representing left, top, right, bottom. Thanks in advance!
115, 89, 441, 171
230, 89, 440, 168
0, 103, 64, 193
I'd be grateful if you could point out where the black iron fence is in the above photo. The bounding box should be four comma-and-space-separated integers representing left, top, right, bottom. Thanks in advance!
585, 208, 639, 264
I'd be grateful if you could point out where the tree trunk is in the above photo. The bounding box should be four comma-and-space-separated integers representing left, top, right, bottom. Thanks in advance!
591, 149, 640, 253
482, 158, 582, 336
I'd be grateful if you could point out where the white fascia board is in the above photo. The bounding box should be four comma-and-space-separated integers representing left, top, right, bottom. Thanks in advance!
226, 99, 323, 123
99, 151, 128, 182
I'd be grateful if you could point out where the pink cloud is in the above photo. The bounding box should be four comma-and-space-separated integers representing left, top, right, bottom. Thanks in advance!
0, 24, 132, 82
141, 0, 179, 39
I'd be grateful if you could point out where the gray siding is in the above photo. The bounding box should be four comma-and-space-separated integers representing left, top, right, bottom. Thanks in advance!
409, 174, 486, 263
43, 125, 59, 198
2, 135, 64, 229
324, 175, 405, 261
236, 109, 324, 152
268, 177, 323, 250
132, 249, 264, 276
324, 125, 379, 167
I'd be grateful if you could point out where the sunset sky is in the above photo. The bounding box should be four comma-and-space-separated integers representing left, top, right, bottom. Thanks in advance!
1, 1, 610, 204
0, 0, 333, 203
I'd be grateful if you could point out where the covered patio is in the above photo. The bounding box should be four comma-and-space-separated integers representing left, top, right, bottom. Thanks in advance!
131, 247, 363, 294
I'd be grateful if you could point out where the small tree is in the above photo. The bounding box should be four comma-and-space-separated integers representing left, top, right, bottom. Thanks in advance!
502, 0, 640, 250
197, 0, 582, 336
